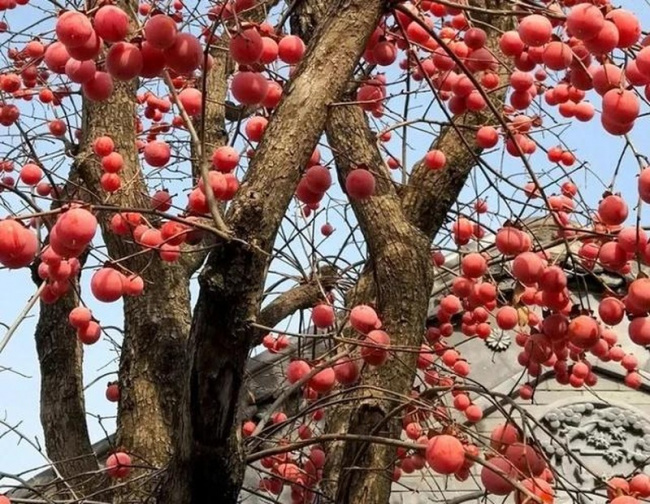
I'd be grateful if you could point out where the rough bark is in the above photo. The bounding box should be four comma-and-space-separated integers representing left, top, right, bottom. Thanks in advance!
160, 2, 389, 502
68, 1, 237, 497
77, 72, 194, 501
34, 288, 100, 491
292, 2, 513, 503
33, 178, 100, 496
38, 1, 260, 500
401, 0, 514, 240
322, 102, 433, 504
67, 11, 205, 499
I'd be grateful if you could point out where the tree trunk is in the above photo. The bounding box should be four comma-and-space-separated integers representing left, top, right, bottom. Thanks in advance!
33, 177, 102, 496
32, 54, 230, 502
75, 3, 237, 496
77, 67, 195, 501
34, 288, 100, 491
291, 2, 514, 502
160, 1, 389, 502
323, 102, 433, 504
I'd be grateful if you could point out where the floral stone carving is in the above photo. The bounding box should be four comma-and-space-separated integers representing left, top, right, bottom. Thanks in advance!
538, 402, 650, 490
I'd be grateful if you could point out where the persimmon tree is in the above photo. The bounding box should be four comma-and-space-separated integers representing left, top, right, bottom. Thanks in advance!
1, 0, 650, 503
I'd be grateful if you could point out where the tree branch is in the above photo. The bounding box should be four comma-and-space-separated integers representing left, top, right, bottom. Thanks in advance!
257, 265, 339, 334
291, 1, 514, 502
402, 0, 515, 239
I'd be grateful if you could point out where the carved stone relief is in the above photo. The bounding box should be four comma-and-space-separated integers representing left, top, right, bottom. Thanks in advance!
538, 401, 650, 493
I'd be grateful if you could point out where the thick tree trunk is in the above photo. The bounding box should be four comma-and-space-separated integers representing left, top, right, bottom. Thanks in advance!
72, 0, 188, 483
292, 2, 513, 503
77, 70, 195, 501
323, 104, 433, 504
159, 1, 389, 502
35, 289, 100, 490
117, 282, 192, 462
33, 177, 102, 496
74, 4, 235, 498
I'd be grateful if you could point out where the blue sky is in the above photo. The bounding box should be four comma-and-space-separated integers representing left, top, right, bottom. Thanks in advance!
0, 0, 649, 491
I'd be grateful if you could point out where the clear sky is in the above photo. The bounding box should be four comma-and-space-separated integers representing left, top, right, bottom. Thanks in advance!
0, 0, 649, 492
